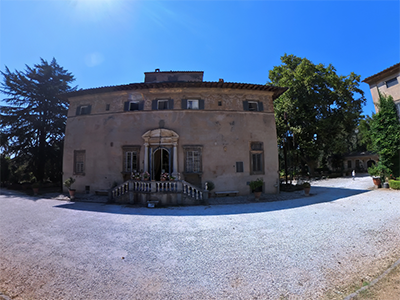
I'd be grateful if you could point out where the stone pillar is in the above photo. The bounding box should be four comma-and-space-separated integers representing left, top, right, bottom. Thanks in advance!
172, 144, 178, 177
144, 143, 149, 172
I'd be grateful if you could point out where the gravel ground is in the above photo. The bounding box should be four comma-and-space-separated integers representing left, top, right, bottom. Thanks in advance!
0, 174, 399, 300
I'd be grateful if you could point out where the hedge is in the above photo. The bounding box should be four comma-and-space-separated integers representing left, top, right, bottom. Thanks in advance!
388, 180, 400, 190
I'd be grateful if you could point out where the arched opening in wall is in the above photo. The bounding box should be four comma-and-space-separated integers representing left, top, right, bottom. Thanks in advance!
367, 160, 376, 169
153, 147, 170, 181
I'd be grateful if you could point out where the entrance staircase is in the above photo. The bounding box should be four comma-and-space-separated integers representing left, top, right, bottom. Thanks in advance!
111, 180, 204, 206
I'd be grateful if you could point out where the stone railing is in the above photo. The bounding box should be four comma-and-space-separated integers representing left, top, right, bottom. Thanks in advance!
111, 179, 203, 203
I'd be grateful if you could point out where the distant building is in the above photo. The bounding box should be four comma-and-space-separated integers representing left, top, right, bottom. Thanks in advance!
363, 62, 400, 119
62, 70, 287, 205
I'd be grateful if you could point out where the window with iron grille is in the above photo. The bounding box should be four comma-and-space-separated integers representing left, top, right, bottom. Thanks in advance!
74, 150, 86, 175
122, 146, 140, 173
183, 146, 202, 173
250, 142, 264, 174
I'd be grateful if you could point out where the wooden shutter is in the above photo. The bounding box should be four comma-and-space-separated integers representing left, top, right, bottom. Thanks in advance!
199, 99, 205, 110
76, 106, 81, 116
152, 100, 158, 110
139, 101, 144, 111
124, 101, 129, 111
243, 101, 249, 111
168, 99, 174, 110
181, 99, 187, 109
258, 101, 264, 111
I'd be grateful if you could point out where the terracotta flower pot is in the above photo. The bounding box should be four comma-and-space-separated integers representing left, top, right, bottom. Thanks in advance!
304, 187, 311, 196
372, 177, 381, 187
254, 191, 262, 200
68, 189, 76, 200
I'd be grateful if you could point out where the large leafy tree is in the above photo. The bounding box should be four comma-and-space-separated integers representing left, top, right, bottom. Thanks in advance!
0, 58, 76, 182
368, 93, 400, 177
268, 54, 366, 174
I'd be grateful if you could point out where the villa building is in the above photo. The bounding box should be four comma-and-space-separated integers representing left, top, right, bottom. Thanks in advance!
363, 62, 400, 119
62, 70, 287, 205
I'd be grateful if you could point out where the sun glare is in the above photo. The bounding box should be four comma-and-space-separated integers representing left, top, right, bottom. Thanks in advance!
70, 0, 123, 22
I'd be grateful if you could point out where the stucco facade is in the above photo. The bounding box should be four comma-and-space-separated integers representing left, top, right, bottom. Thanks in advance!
62, 70, 287, 199
363, 62, 400, 119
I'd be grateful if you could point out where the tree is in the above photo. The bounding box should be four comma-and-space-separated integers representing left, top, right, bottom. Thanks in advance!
268, 54, 366, 175
368, 93, 400, 178
0, 58, 76, 183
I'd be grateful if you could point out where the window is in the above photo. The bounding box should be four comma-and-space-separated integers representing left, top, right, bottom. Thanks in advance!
347, 160, 352, 169
250, 142, 264, 174
248, 101, 259, 111
152, 99, 174, 110
236, 162, 244, 173
187, 99, 199, 109
158, 100, 169, 110
122, 146, 140, 173
76, 105, 91, 116
386, 77, 398, 88
74, 150, 85, 175
183, 146, 202, 173
106, 104, 110, 111
243, 101, 263, 112
124, 101, 143, 111
181, 99, 205, 110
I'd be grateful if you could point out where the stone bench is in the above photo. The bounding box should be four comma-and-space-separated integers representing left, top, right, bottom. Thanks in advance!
214, 191, 239, 197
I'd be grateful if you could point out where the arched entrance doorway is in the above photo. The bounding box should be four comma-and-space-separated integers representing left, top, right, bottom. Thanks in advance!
153, 147, 170, 181
142, 128, 179, 181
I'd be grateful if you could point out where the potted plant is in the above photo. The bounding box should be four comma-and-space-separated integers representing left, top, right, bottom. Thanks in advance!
303, 182, 311, 196
142, 171, 150, 181
161, 172, 169, 181
63, 177, 76, 200
367, 163, 389, 188
249, 178, 263, 200
205, 181, 215, 198
31, 181, 41, 195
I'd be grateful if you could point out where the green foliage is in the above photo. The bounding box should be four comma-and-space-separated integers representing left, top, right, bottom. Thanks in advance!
249, 178, 263, 192
63, 177, 75, 189
367, 162, 390, 179
388, 180, 400, 190
0, 155, 10, 183
302, 182, 311, 188
368, 93, 400, 177
205, 181, 215, 191
268, 54, 366, 174
0, 58, 76, 182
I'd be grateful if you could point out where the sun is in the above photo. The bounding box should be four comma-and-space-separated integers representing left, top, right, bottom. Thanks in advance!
69, 0, 122, 22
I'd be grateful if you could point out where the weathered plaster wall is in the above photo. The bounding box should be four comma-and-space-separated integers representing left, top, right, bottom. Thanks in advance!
63, 87, 279, 196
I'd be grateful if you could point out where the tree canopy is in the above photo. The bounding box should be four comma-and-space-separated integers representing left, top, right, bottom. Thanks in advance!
0, 58, 76, 183
268, 54, 366, 175
368, 93, 400, 178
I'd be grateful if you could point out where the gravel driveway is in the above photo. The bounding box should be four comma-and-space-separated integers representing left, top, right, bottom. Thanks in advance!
1, 175, 399, 299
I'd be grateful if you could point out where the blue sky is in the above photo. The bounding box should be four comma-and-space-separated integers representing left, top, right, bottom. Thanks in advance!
1, 0, 399, 116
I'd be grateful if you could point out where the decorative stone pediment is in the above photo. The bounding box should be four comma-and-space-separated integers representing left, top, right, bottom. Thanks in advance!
142, 128, 179, 146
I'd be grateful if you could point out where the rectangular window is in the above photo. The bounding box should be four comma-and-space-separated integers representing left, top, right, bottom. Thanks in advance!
187, 99, 199, 109
347, 160, 352, 169
183, 146, 202, 173
250, 142, 264, 174
236, 162, 244, 173
243, 101, 263, 112
122, 146, 140, 173
74, 150, 85, 175
106, 104, 110, 111
129, 101, 140, 111
76, 105, 91, 116
158, 100, 169, 110
386, 77, 398, 88
248, 101, 259, 111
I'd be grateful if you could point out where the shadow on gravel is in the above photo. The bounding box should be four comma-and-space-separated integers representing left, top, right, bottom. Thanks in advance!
53, 186, 372, 216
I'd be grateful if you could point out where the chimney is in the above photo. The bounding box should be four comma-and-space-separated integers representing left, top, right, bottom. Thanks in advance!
219, 78, 224, 83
